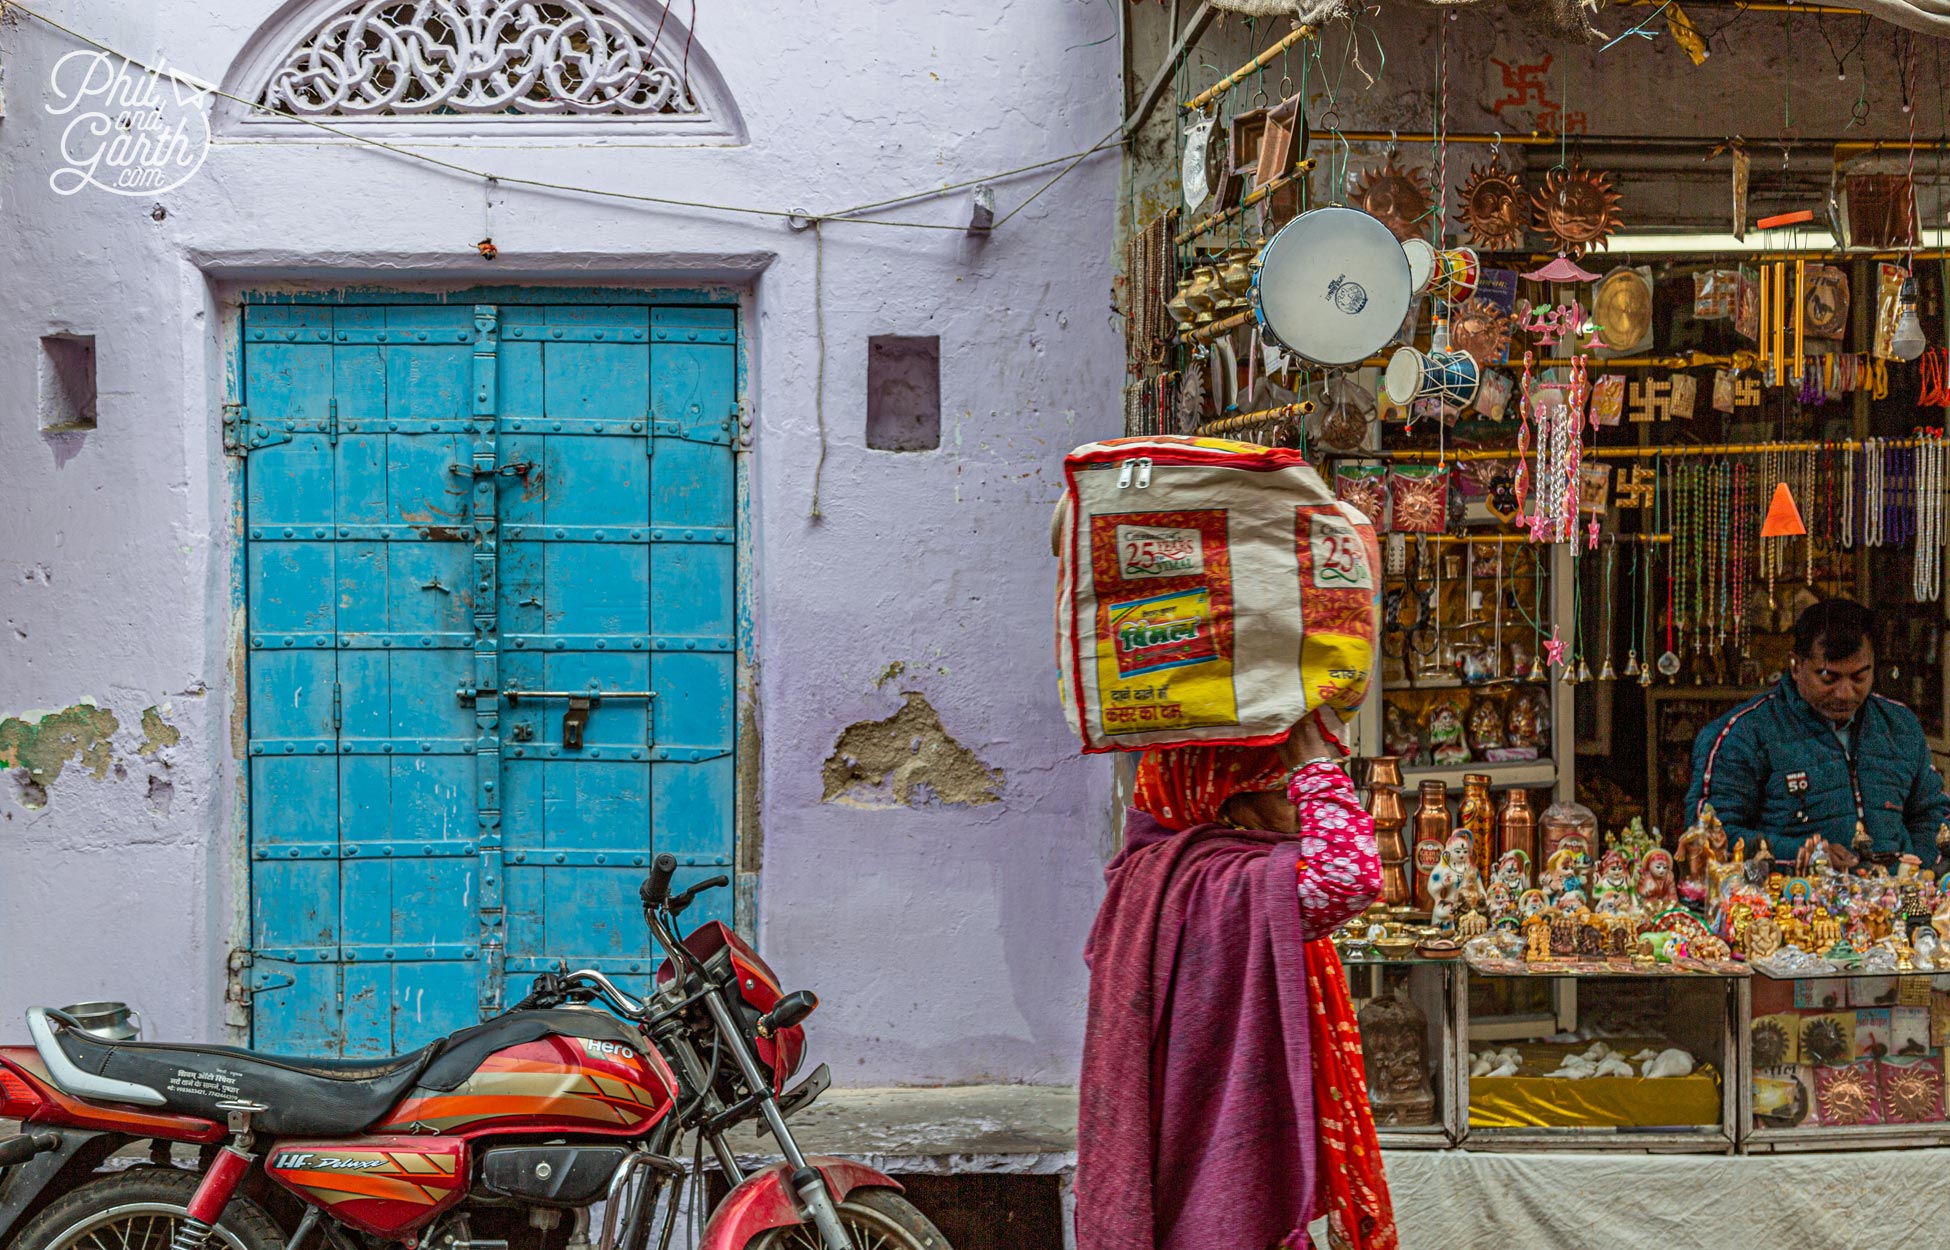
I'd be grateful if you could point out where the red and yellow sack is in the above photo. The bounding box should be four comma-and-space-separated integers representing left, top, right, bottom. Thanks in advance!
1053, 436, 1381, 753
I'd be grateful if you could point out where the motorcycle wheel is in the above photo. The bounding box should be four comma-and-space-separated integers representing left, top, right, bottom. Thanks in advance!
744, 1188, 952, 1250
10, 1167, 286, 1250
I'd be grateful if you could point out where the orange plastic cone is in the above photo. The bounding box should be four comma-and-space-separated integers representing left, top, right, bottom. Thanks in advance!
1760, 481, 1806, 537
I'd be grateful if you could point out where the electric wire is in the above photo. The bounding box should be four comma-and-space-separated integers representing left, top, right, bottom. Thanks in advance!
5, 0, 1118, 235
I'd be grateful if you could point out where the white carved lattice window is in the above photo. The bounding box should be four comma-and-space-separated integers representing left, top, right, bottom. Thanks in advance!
227, 0, 741, 139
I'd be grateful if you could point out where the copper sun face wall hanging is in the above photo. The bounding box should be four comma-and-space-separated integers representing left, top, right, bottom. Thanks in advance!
1533, 162, 1624, 257
1457, 160, 1527, 250
1354, 160, 1434, 243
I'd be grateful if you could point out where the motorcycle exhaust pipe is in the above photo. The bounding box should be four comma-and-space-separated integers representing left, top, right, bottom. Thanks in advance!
0, 1134, 61, 1170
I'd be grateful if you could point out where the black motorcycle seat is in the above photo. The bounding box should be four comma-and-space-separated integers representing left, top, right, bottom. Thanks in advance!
52, 1008, 649, 1138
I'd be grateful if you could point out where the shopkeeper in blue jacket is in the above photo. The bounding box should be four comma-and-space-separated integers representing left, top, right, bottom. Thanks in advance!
1686, 598, 1950, 873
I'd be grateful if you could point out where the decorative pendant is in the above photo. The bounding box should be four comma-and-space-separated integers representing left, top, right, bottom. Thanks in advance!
1354, 159, 1434, 243
1532, 162, 1625, 258
1656, 649, 1682, 679
1457, 159, 1527, 250
1637, 664, 1654, 688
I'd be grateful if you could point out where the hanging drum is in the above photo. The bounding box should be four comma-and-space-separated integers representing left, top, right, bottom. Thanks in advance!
1252, 206, 1414, 367
1384, 346, 1481, 410
1433, 247, 1481, 303
1403, 238, 1438, 296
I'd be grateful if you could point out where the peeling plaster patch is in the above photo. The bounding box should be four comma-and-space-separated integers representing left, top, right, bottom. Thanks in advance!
12, 772, 48, 810
0, 703, 120, 802
146, 773, 175, 816
138, 706, 181, 756
874, 660, 906, 688
821, 692, 1002, 808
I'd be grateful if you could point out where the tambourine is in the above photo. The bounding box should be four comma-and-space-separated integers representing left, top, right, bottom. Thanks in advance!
1251, 206, 1413, 367
1384, 346, 1482, 410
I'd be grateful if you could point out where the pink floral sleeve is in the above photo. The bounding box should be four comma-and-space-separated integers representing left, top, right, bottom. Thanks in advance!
1289, 760, 1382, 940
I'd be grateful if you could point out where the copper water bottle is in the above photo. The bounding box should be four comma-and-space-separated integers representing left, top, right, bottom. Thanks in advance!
1496, 787, 1537, 886
1412, 780, 1451, 914
1458, 773, 1496, 886
1367, 757, 1412, 910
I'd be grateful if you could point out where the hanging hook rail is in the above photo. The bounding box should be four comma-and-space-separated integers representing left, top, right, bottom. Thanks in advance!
1180, 26, 1317, 113
1173, 160, 1318, 246
1368, 437, 1927, 464
1197, 402, 1316, 435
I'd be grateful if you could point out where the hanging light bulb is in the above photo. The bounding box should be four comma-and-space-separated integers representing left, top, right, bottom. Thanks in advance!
1893, 277, 1927, 362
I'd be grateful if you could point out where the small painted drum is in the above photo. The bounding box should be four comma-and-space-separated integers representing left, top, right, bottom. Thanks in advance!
1434, 247, 1482, 303
1384, 346, 1482, 410
1251, 206, 1413, 367
1403, 238, 1438, 296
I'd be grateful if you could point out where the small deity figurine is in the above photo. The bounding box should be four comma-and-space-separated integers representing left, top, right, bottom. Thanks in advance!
1637, 849, 1679, 912
1427, 832, 1481, 929
1745, 838, 1776, 889
1575, 913, 1607, 957
1810, 908, 1842, 951
1485, 881, 1516, 923
1384, 701, 1424, 765
1776, 901, 1810, 951
1426, 699, 1471, 766
1524, 911, 1553, 961
1610, 817, 1658, 865
1674, 803, 1728, 905
1555, 888, 1591, 915
1549, 912, 1579, 957
1606, 915, 1639, 958
1457, 910, 1489, 939
1785, 877, 1813, 908
1592, 850, 1636, 912
1505, 687, 1549, 754
1542, 847, 1589, 899
1492, 849, 1531, 895
1747, 910, 1784, 958
1708, 839, 1746, 907
1467, 699, 1505, 755
1726, 901, 1754, 955
1518, 888, 1550, 921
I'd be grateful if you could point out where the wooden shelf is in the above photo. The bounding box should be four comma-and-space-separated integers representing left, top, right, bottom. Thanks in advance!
1401, 761, 1557, 790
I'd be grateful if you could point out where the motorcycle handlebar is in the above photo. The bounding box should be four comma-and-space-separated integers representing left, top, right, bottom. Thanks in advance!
640, 853, 678, 909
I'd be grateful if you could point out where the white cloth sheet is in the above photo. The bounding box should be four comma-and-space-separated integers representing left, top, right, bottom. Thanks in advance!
1384, 1147, 1950, 1250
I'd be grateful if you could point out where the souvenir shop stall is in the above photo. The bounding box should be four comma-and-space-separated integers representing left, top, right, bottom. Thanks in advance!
1115, 6, 1950, 1183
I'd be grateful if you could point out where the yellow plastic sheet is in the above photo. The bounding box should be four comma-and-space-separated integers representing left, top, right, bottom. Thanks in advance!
1468, 1041, 1722, 1129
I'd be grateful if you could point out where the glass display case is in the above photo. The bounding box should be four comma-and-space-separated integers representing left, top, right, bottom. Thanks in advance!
1343, 954, 1466, 1147
1457, 965, 1745, 1150
1743, 965, 1950, 1151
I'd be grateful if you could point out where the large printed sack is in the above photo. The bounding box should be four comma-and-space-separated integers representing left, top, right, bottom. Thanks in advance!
1054, 436, 1382, 753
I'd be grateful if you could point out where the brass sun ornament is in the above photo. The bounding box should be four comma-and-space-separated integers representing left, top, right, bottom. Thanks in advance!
1532, 162, 1624, 258
1353, 160, 1433, 243
1456, 159, 1527, 250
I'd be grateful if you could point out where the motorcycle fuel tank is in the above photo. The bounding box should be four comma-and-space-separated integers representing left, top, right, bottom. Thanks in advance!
371, 1034, 676, 1137
265, 1138, 468, 1238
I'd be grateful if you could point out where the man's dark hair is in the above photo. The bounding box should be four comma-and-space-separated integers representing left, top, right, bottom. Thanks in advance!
1792, 597, 1875, 661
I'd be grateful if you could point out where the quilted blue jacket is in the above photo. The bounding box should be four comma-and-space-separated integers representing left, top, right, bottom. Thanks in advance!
1684, 674, 1950, 869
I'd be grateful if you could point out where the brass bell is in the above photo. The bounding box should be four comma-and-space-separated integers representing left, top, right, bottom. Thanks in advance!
1637, 665, 1653, 687
1598, 655, 1618, 681
1576, 658, 1593, 683
1623, 650, 1641, 677
1528, 656, 1548, 683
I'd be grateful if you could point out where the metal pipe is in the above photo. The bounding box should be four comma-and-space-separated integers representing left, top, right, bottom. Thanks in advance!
1180, 25, 1315, 112
1181, 309, 1253, 345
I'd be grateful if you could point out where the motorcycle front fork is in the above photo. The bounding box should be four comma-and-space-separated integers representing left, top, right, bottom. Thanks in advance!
697, 992, 855, 1250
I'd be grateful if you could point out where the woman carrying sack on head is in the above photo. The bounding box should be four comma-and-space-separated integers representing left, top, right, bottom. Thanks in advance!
1074, 707, 1396, 1250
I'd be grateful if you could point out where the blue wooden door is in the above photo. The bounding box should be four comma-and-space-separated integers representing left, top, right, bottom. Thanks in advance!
239, 297, 737, 1057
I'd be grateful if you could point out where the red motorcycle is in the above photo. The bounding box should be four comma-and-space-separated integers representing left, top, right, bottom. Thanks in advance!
0, 857, 949, 1250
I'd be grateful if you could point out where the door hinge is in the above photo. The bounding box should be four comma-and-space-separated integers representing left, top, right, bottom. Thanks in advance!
327, 396, 340, 447
224, 948, 253, 1030
332, 681, 343, 731
222, 401, 295, 455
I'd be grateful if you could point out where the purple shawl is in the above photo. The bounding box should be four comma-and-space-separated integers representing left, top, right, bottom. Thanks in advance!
1075, 810, 1317, 1250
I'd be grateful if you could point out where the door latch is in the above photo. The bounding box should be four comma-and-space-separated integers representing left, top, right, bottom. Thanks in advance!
562, 697, 592, 750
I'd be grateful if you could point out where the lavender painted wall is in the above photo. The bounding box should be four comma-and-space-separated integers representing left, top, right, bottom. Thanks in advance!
0, 0, 1122, 1086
